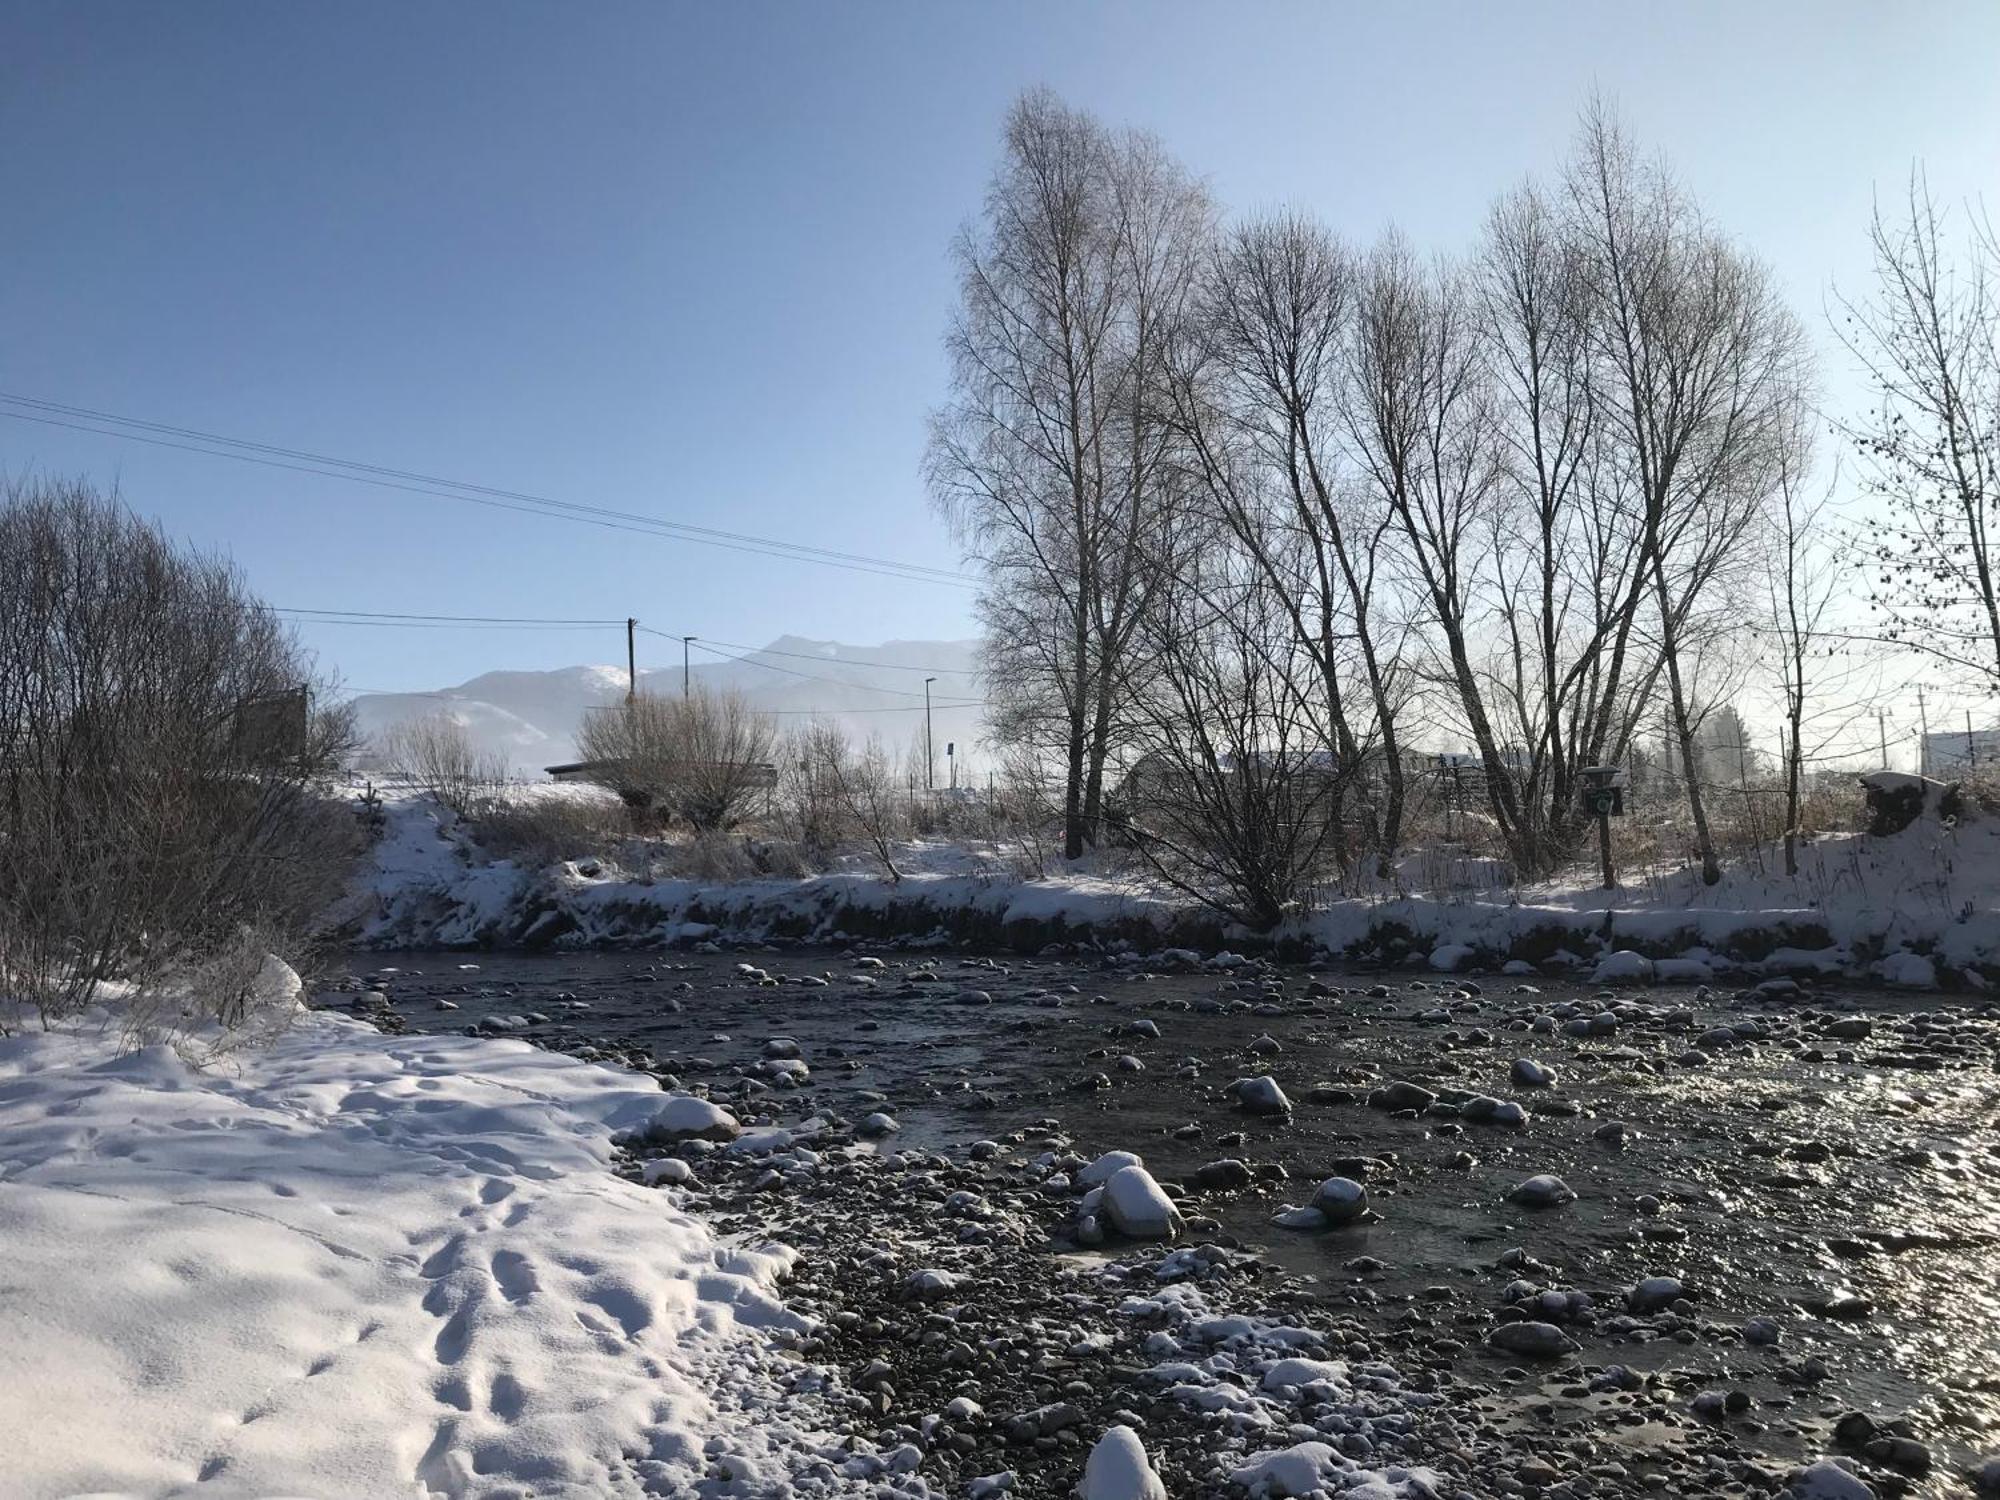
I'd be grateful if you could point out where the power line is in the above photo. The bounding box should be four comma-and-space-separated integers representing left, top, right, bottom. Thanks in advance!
278, 618, 613, 631
0, 392, 976, 587
639, 628, 980, 703
278, 607, 628, 625
689, 633, 980, 676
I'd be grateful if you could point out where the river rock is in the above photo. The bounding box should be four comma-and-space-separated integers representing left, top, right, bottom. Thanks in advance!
1508, 1174, 1577, 1208
1486, 1321, 1579, 1358
1368, 1080, 1435, 1112
1511, 1058, 1558, 1088
1101, 1164, 1184, 1241
1231, 1075, 1292, 1115
1788, 1458, 1877, 1498
1194, 1158, 1254, 1191
1078, 1149, 1146, 1187
1310, 1176, 1369, 1226
1462, 1096, 1528, 1128
1626, 1275, 1685, 1313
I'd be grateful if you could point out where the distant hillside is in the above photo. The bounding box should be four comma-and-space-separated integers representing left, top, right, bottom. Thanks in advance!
347, 637, 987, 774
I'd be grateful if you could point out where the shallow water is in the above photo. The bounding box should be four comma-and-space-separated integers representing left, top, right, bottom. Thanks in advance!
335, 947, 2000, 1491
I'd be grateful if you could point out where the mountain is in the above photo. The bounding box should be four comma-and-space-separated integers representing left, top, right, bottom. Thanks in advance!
346, 637, 988, 774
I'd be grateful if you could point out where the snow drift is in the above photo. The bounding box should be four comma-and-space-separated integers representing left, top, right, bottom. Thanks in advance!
0, 1004, 835, 1498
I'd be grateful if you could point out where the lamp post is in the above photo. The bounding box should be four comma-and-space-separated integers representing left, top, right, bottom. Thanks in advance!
924, 677, 936, 791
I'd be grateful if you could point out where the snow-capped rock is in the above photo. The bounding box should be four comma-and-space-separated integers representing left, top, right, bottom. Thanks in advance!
1078, 1149, 1146, 1188
639, 1094, 741, 1143
1079, 1424, 1166, 1500
1591, 950, 1655, 984
1101, 1165, 1184, 1241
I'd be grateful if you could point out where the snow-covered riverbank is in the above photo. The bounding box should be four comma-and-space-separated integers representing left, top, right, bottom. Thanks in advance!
348, 792, 2000, 989
0, 988, 855, 1498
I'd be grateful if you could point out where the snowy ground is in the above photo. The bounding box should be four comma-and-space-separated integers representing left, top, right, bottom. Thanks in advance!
350, 788, 2000, 987
0, 981, 858, 1499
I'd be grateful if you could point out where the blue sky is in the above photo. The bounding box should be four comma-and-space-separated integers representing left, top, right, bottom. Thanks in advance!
4, 1, 1995, 693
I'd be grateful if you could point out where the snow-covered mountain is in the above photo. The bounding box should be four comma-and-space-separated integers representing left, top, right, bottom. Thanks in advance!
347, 637, 987, 774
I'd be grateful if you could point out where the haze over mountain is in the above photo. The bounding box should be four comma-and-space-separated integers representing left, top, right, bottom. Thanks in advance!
348, 636, 987, 775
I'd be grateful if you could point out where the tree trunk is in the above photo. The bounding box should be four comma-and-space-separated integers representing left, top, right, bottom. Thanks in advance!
1652, 563, 1720, 885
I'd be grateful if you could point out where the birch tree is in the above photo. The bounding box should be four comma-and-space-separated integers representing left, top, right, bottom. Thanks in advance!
1839, 175, 2000, 690
928, 88, 1209, 858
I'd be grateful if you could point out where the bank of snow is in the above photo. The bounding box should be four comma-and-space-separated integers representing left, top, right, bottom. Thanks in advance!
351, 790, 2000, 984
0, 992, 857, 1499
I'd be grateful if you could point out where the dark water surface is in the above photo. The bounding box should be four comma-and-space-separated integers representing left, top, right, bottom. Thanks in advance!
334, 947, 2000, 1492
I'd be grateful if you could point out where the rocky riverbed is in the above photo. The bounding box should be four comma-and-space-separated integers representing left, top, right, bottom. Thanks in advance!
328, 946, 2000, 1499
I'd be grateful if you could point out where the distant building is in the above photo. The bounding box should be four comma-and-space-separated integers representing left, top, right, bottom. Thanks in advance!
1921, 727, 2000, 777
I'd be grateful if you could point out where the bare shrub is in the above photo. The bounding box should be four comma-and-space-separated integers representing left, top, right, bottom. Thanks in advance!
1120, 560, 1348, 929
776, 722, 854, 862
990, 744, 1066, 879
466, 790, 630, 866
0, 477, 359, 1030
828, 735, 908, 881
575, 689, 777, 833
378, 714, 507, 816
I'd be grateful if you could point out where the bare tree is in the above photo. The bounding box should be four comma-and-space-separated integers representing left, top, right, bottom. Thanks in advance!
0, 477, 357, 1028
1838, 174, 2000, 689
1472, 181, 1657, 872
575, 688, 777, 833
1763, 431, 1860, 875
1345, 239, 1526, 858
1565, 102, 1807, 883
378, 714, 506, 817
929, 88, 1210, 858
1166, 212, 1409, 874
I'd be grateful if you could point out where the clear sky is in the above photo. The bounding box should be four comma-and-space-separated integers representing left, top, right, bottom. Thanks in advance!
4, 1, 1996, 696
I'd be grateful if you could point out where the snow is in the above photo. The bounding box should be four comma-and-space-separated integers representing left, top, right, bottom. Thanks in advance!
1591, 950, 1655, 984
1427, 943, 1476, 972
1078, 1425, 1167, 1500
1878, 950, 1938, 989
354, 775, 2000, 987
1228, 1442, 1442, 1498
0, 1002, 851, 1499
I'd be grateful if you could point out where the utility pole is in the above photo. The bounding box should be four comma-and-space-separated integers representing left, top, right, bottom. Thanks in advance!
924, 677, 936, 791
1878, 710, 1890, 770
1736, 734, 1751, 847
682, 636, 696, 699
1969, 709, 1979, 770
1917, 686, 1930, 776
626, 618, 637, 704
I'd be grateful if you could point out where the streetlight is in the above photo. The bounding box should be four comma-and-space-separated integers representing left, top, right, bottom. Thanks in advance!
682, 636, 696, 698
924, 677, 936, 791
